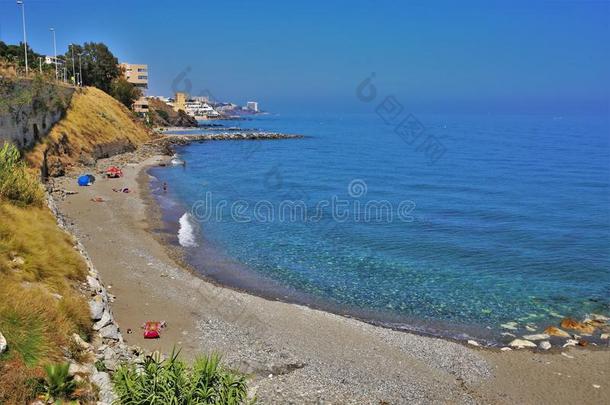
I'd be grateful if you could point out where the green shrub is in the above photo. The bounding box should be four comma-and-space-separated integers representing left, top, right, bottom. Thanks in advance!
112, 349, 251, 404
0, 142, 44, 206
42, 362, 76, 400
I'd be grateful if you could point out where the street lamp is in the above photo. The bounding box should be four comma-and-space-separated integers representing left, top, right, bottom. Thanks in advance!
16, 0, 28, 76
70, 43, 76, 85
50, 28, 57, 81
78, 53, 83, 86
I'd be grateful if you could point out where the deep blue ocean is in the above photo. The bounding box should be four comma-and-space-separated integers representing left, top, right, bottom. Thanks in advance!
150, 112, 610, 342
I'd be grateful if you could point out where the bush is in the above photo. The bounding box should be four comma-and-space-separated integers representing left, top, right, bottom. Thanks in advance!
113, 349, 251, 404
0, 142, 44, 206
43, 362, 76, 400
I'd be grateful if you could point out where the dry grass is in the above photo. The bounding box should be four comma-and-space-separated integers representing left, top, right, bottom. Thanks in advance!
0, 202, 91, 378
26, 86, 150, 173
0, 203, 87, 292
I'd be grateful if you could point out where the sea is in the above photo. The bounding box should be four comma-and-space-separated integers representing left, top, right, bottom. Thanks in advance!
149, 112, 610, 344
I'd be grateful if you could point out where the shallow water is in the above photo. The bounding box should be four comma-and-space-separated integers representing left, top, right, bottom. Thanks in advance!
150, 112, 610, 342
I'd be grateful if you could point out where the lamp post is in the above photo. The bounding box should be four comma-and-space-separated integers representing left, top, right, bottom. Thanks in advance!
50, 28, 58, 81
70, 44, 76, 85
78, 53, 83, 86
16, 0, 28, 76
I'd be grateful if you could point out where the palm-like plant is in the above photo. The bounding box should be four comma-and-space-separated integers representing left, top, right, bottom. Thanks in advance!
112, 349, 251, 405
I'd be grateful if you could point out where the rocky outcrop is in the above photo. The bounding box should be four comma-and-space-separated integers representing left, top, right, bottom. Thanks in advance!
148, 98, 198, 127
0, 77, 73, 150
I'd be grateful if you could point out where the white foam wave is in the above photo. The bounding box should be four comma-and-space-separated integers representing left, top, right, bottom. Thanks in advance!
178, 213, 198, 247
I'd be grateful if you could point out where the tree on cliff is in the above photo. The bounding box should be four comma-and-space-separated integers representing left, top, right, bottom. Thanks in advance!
110, 77, 142, 108
66, 43, 120, 93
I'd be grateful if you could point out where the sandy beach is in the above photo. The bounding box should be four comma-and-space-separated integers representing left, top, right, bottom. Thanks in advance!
50, 146, 610, 404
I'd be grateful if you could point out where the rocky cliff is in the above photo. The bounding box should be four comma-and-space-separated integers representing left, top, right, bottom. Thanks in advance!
26, 86, 151, 177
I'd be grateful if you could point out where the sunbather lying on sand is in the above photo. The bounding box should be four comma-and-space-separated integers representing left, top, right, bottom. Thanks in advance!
112, 187, 130, 193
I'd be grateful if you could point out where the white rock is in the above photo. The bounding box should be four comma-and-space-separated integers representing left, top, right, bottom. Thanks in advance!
91, 371, 117, 404
500, 347, 512, 352
467, 340, 480, 347
590, 313, 609, 322
593, 384, 601, 389
501, 322, 518, 330
68, 362, 95, 376
72, 333, 91, 351
0, 332, 7, 354
563, 339, 579, 348
89, 296, 105, 321
87, 275, 102, 291
600, 333, 609, 340
509, 339, 537, 349
99, 324, 121, 341
501, 332, 516, 337
93, 310, 114, 331
538, 341, 552, 350
522, 333, 550, 341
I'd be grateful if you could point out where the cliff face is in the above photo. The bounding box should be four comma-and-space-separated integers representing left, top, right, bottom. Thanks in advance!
0, 77, 74, 150
26, 86, 151, 177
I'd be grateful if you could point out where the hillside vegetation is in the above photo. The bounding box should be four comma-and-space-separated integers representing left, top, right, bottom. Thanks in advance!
0, 144, 91, 404
27, 86, 150, 176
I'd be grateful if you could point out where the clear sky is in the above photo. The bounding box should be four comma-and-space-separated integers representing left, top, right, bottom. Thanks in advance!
1, 0, 608, 114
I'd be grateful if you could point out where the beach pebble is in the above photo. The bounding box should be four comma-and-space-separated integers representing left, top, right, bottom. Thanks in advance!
589, 314, 609, 322
600, 333, 609, 340
501, 332, 516, 338
500, 347, 512, 352
467, 340, 480, 347
593, 384, 601, 389
0, 331, 7, 354
538, 341, 552, 351
509, 339, 537, 349
522, 333, 550, 341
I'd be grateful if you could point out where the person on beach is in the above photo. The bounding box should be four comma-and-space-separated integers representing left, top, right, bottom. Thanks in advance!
163, 182, 168, 193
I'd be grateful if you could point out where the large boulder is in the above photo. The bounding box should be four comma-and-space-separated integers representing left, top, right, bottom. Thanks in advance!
91, 371, 117, 404
560, 318, 596, 335
543, 326, 570, 338
89, 296, 105, 321
99, 324, 121, 341
509, 339, 537, 349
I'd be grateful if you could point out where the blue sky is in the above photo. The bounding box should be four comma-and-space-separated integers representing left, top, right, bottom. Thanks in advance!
0, 0, 608, 114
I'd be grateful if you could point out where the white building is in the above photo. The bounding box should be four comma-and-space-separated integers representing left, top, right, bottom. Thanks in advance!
44, 56, 64, 66
184, 100, 220, 119
246, 101, 259, 112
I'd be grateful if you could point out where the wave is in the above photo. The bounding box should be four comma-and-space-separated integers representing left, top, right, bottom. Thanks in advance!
178, 213, 198, 248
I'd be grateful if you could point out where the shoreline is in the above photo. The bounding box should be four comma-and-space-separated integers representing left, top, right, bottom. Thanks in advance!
50, 138, 610, 403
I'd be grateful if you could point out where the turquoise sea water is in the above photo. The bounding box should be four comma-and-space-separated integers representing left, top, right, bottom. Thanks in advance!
150, 113, 610, 342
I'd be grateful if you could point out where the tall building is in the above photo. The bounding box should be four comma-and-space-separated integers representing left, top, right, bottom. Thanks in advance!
120, 63, 149, 113
120, 63, 148, 92
174, 92, 187, 112
246, 101, 259, 112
